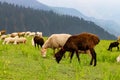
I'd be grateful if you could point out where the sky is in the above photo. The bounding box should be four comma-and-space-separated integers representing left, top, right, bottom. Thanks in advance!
37, 0, 120, 24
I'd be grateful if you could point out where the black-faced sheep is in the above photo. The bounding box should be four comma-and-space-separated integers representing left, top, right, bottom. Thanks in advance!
55, 32, 100, 66
107, 41, 119, 51
41, 34, 71, 57
32, 35, 44, 48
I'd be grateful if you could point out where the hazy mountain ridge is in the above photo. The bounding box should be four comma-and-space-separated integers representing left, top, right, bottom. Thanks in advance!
0, 0, 117, 39
0, 0, 51, 10
1, 0, 119, 37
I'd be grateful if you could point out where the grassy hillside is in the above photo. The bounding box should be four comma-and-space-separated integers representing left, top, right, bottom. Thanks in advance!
0, 37, 120, 80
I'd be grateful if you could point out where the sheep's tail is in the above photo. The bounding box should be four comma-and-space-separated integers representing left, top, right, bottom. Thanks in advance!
31, 38, 34, 46
55, 48, 66, 63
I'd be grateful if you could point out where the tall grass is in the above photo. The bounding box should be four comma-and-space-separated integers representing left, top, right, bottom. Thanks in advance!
0, 38, 120, 80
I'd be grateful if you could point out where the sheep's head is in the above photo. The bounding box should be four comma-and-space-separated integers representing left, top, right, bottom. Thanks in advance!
55, 49, 65, 63
55, 52, 62, 63
41, 48, 47, 57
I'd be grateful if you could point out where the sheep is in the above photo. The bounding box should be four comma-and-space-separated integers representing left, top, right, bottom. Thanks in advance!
3, 36, 18, 44
107, 41, 119, 51
55, 32, 100, 66
116, 55, 120, 62
36, 32, 42, 37
14, 37, 27, 44
9, 32, 18, 37
28, 32, 36, 37
0, 35, 8, 40
18, 32, 26, 37
32, 35, 44, 48
0, 30, 6, 36
25, 31, 31, 36
2, 36, 26, 44
41, 33, 71, 57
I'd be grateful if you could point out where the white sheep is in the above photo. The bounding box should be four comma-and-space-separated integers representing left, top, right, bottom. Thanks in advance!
25, 31, 31, 36
41, 33, 71, 57
14, 37, 27, 44
116, 55, 120, 62
36, 32, 42, 37
10, 32, 18, 37
3, 36, 18, 44
28, 32, 36, 37
18, 32, 26, 37
0, 35, 8, 40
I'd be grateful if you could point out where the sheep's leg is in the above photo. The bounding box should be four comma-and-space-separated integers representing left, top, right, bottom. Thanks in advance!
107, 47, 110, 50
110, 47, 112, 51
70, 51, 74, 63
117, 46, 119, 50
37, 44, 39, 49
75, 50, 80, 63
35, 43, 36, 48
90, 48, 96, 66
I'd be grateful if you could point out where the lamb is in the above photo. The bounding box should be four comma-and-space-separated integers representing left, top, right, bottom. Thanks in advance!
107, 41, 119, 51
32, 35, 44, 48
41, 33, 71, 57
55, 32, 100, 66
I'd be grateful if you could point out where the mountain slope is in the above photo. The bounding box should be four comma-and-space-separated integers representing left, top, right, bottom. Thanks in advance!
0, 0, 51, 10
52, 7, 120, 37
0, 1, 116, 39
0, 0, 118, 37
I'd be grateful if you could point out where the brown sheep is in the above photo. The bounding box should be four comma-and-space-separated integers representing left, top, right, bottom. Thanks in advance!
55, 32, 100, 66
0, 30, 6, 36
32, 35, 44, 48
107, 41, 119, 51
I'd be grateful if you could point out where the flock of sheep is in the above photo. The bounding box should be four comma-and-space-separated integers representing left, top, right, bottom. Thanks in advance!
1, 30, 120, 66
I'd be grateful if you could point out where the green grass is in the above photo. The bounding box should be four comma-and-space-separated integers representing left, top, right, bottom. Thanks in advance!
0, 38, 120, 80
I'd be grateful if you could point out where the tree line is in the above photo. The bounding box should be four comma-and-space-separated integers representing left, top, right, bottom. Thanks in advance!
0, 2, 116, 39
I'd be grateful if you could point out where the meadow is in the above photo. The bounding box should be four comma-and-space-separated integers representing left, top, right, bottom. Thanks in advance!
0, 37, 120, 80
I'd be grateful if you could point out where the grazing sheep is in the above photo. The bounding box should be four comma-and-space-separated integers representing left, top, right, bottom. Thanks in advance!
3, 36, 18, 44
3, 36, 26, 44
0, 30, 6, 36
0, 35, 7, 40
55, 32, 100, 66
14, 37, 27, 44
116, 55, 120, 62
36, 32, 42, 37
41, 33, 71, 57
25, 31, 31, 36
32, 35, 44, 48
10, 32, 18, 37
107, 41, 119, 51
28, 32, 36, 37
18, 32, 25, 37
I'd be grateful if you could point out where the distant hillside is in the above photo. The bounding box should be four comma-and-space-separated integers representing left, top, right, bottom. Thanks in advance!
0, 0, 119, 37
0, 0, 51, 10
0, 2, 116, 39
